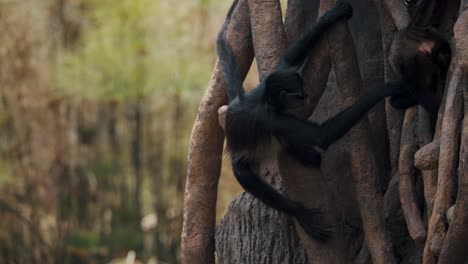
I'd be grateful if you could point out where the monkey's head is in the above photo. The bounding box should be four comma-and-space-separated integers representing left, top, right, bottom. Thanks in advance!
404, 0, 423, 8
263, 70, 307, 114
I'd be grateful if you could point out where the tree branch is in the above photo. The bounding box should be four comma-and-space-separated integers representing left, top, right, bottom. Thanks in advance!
381, 0, 411, 30
437, 70, 467, 264
436, 9, 468, 263
248, 0, 286, 79
399, 107, 427, 243
181, 0, 254, 262
414, 139, 440, 171
373, 0, 405, 176
328, 0, 397, 262
423, 66, 464, 263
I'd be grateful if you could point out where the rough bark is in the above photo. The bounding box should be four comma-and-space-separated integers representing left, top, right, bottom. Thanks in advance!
378, 0, 410, 179
417, 109, 438, 220
399, 107, 427, 243
454, 7, 468, 69
381, 0, 411, 29
414, 140, 440, 171
435, 9, 468, 263
375, 0, 406, 176
283, 0, 319, 43
279, 154, 351, 264
349, 0, 390, 188
181, 63, 228, 264
248, 0, 286, 79
423, 67, 464, 263
181, 0, 254, 262
419, 3, 465, 262
329, 15, 397, 264
216, 193, 308, 264
437, 70, 467, 264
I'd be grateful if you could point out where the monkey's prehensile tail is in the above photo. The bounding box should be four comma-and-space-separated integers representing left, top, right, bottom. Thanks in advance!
216, 0, 245, 102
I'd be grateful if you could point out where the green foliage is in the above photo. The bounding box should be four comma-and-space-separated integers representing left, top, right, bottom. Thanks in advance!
67, 230, 100, 249
0, 0, 238, 263
91, 156, 117, 180
103, 227, 143, 253
57, 0, 220, 100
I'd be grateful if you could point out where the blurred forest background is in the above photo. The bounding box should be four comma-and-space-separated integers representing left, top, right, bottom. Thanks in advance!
0, 0, 246, 263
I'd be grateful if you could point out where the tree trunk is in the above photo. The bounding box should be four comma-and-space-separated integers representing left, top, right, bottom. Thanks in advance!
132, 98, 143, 224
181, 0, 254, 262
183, 0, 468, 263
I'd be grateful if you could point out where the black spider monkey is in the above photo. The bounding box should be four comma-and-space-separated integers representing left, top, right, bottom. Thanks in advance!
217, 0, 412, 242
388, 0, 451, 121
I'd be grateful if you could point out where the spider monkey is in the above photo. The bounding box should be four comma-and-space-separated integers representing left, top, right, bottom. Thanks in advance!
388, 0, 451, 120
218, 0, 413, 242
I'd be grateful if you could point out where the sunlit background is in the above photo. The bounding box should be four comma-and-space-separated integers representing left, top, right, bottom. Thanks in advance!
0, 0, 250, 263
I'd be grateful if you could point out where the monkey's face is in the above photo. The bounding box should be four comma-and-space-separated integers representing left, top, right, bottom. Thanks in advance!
404, 0, 422, 8
279, 89, 307, 115
264, 71, 307, 114
417, 40, 435, 54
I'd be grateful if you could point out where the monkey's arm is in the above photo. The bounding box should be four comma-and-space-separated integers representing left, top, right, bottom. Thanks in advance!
390, 88, 439, 116
272, 83, 404, 149
279, 0, 353, 69
395, 54, 440, 116
313, 82, 408, 149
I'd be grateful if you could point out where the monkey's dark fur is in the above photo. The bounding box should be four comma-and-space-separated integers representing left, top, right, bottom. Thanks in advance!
389, 0, 451, 120
217, 0, 413, 242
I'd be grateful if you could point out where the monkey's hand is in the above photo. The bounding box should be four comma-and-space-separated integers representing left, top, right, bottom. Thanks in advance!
386, 81, 413, 97
386, 81, 417, 109
390, 94, 417, 109
388, 82, 439, 115
336, 0, 353, 19
218, 105, 228, 130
